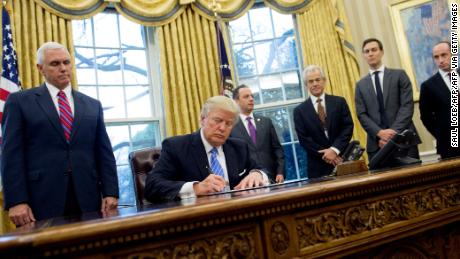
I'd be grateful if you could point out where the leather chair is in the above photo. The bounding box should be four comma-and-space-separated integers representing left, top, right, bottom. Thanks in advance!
129, 147, 161, 206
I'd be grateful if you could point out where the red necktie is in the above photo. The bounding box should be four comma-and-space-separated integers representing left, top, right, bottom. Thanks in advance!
58, 91, 73, 141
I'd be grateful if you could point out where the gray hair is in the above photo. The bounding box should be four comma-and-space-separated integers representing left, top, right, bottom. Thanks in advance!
201, 95, 239, 124
36, 42, 69, 65
302, 65, 326, 85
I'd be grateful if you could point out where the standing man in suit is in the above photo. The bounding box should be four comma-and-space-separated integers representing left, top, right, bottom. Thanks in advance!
230, 85, 285, 183
420, 41, 460, 159
144, 96, 268, 202
355, 38, 420, 161
1, 42, 119, 226
294, 65, 354, 178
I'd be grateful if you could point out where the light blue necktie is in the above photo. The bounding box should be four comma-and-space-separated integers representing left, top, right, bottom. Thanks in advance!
210, 147, 225, 177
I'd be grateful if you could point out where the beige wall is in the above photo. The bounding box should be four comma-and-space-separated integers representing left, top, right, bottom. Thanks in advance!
343, 0, 437, 155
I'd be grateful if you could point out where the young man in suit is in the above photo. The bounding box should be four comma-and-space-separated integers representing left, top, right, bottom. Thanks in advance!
1, 42, 119, 226
419, 41, 460, 159
144, 96, 268, 202
230, 85, 285, 183
294, 65, 354, 178
355, 38, 420, 162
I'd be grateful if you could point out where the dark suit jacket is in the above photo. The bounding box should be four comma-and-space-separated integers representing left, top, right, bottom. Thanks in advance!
1, 85, 119, 221
355, 68, 421, 153
230, 115, 284, 181
144, 131, 263, 201
420, 72, 460, 158
293, 94, 354, 178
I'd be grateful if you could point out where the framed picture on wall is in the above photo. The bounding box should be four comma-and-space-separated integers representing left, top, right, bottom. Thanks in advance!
390, 0, 452, 101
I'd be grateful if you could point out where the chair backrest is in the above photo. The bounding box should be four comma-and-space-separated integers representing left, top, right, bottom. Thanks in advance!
128, 147, 162, 206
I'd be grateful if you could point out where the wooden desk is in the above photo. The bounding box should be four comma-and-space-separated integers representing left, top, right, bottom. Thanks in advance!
1, 159, 460, 258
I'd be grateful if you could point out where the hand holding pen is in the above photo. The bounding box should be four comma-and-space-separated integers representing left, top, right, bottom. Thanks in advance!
192, 166, 227, 196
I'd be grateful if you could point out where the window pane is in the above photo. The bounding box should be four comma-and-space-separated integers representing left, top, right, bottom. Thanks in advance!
95, 49, 122, 84
99, 86, 126, 119
73, 20, 93, 46
256, 107, 290, 142
283, 71, 302, 100
119, 15, 145, 48
229, 13, 251, 44
295, 143, 307, 179
283, 144, 297, 180
255, 41, 279, 74
233, 44, 256, 77
78, 86, 98, 100
126, 85, 151, 118
75, 47, 96, 85
107, 125, 130, 165
277, 34, 298, 70
272, 11, 294, 38
260, 74, 283, 103
93, 13, 119, 48
249, 8, 273, 41
131, 123, 158, 150
123, 50, 148, 84
117, 165, 136, 206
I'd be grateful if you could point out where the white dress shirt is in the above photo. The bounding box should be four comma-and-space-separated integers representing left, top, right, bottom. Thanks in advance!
45, 82, 74, 116
369, 64, 385, 96
440, 69, 453, 91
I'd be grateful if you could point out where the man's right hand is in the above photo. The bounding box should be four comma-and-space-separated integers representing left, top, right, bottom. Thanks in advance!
193, 174, 227, 196
8, 203, 36, 226
377, 129, 397, 142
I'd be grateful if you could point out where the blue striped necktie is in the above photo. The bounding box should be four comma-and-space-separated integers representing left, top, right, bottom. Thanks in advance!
210, 147, 225, 177
58, 91, 73, 142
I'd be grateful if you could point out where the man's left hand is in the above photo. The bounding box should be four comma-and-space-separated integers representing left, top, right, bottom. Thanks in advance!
318, 148, 338, 164
235, 171, 265, 190
101, 197, 118, 212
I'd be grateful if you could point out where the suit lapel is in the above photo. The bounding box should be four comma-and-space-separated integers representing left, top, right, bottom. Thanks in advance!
383, 68, 391, 107
325, 95, 333, 131
435, 72, 451, 101
364, 75, 378, 103
223, 142, 237, 183
191, 131, 211, 179
35, 85, 67, 143
253, 115, 263, 147
236, 118, 256, 147
70, 91, 86, 143
307, 98, 327, 136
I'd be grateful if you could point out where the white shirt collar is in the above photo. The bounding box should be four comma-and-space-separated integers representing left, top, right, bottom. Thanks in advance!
239, 112, 254, 122
369, 64, 385, 76
45, 82, 72, 98
310, 92, 326, 104
200, 128, 223, 155
439, 69, 451, 78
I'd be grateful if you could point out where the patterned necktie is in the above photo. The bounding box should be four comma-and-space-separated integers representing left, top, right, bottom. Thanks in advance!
210, 148, 224, 177
246, 117, 257, 144
58, 91, 73, 142
316, 98, 326, 129
373, 71, 389, 128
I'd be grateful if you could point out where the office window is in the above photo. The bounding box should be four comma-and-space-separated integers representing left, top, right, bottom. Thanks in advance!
72, 11, 162, 206
229, 5, 307, 180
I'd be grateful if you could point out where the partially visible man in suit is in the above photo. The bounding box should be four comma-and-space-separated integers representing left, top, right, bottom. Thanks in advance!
355, 38, 420, 161
420, 41, 460, 159
1, 42, 119, 226
294, 65, 354, 178
230, 85, 285, 183
144, 96, 268, 202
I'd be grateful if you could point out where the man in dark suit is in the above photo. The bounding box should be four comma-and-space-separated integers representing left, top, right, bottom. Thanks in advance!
420, 41, 460, 159
355, 38, 420, 161
1, 42, 119, 226
294, 65, 354, 178
230, 85, 285, 183
144, 96, 268, 202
